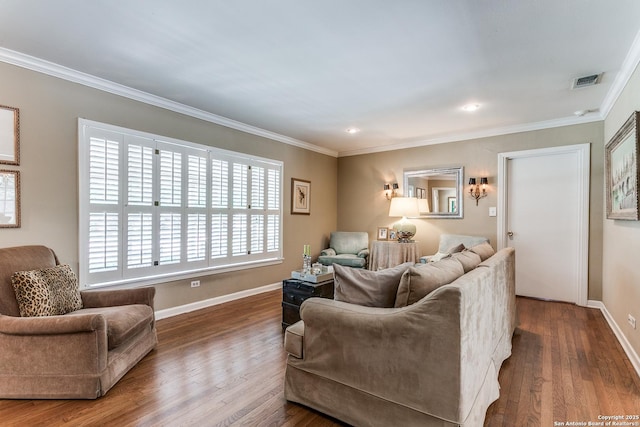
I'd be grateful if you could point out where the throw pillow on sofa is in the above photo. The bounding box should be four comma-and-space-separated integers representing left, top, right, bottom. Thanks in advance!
468, 242, 495, 261
394, 258, 464, 307
451, 250, 482, 273
334, 262, 414, 308
11, 264, 83, 317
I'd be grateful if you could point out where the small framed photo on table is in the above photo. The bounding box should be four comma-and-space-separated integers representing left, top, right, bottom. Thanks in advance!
377, 227, 389, 240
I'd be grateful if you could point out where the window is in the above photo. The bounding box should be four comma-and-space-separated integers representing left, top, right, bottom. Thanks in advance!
78, 119, 283, 288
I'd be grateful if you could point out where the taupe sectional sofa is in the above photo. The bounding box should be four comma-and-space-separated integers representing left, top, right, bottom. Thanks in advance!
284, 245, 516, 426
0, 245, 157, 399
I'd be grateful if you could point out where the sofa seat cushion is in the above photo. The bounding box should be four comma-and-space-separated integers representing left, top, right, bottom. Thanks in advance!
334, 261, 414, 307
318, 254, 367, 268
11, 264, 83, 317
67, 304, 153, 350
394, 258, 465, 307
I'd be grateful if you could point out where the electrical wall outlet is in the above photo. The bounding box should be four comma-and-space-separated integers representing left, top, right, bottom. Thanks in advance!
191, 280, 200, 288
628, 314, 636, 329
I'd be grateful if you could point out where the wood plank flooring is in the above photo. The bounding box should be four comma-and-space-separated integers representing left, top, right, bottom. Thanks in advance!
0, 291, 638, 426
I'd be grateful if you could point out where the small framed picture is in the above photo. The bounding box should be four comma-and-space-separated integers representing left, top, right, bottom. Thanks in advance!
377, 227, 389, 240
291, 178, 311, 215
388, 229, 397, 241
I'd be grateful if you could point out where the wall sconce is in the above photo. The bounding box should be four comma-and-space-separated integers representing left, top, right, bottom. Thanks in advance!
469, 177, 488, 205
384, 183, 399, 200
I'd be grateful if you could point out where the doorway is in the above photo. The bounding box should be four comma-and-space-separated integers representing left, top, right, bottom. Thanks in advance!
497, 144, 590, 305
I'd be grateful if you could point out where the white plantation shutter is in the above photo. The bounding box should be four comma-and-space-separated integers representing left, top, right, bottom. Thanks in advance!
79, 119, 282, 288
88, 212, 119, 273
232, 214, 247, 256
210, 213, 228, 258
159, 212, 181, 264
86, 129, 121, 282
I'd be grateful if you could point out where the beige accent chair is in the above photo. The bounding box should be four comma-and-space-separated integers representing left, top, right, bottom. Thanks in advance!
0, 245, 157, 399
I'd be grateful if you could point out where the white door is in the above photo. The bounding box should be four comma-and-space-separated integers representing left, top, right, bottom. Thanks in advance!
498, 144, 590, 305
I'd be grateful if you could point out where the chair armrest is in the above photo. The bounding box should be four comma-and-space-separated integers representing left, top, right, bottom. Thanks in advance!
0, 313, 109, 376
357, 248, 369, 258
81, 286, 155, 310
0, 313, 106, 335
291, 288, 463, 421
319, 248, 336, 256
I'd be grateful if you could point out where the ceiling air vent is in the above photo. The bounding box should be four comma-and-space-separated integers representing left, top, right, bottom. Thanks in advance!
572, 73, 603, 89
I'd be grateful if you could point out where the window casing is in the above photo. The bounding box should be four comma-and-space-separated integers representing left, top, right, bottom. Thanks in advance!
78, 119, 283, 288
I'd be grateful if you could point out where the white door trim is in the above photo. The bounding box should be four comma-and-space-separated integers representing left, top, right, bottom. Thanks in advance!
497, 143, 590, 306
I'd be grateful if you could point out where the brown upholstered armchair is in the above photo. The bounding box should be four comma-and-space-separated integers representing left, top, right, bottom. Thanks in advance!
0, 245, 157, 399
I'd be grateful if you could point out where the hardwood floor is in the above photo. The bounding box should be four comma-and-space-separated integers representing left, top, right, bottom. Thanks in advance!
0, 291, 638, 426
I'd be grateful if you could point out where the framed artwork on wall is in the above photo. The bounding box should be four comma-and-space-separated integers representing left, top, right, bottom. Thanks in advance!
605, 111, 640, 220
291, 178, 311, 215
0, 105, 20, 166
0, 169, 20, 228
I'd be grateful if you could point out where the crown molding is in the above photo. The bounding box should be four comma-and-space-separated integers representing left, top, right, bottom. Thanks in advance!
600, 28, 640, 119
338, 115, 603, 157
0, 47, 338, 158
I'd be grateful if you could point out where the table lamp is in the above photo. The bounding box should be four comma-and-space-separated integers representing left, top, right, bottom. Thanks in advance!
388, 197, 420, 242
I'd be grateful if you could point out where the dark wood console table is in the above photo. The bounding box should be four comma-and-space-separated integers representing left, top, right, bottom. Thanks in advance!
282, 278, 334, 330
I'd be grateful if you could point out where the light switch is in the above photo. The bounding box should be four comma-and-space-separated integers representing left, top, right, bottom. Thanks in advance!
489, 207, 497, 217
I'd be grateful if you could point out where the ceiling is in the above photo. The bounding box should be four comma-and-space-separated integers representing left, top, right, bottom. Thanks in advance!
1, 1, 640, 157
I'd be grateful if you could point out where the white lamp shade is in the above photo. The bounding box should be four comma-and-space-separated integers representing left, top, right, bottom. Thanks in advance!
417, 198, 430, 214
389, 197, 420, 218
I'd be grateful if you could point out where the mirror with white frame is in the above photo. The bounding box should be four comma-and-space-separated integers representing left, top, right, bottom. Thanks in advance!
403, 166, 464, 218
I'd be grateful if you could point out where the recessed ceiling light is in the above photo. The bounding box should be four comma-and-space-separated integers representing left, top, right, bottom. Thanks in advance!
461, 103, 481, 112
345, 127, 360, 134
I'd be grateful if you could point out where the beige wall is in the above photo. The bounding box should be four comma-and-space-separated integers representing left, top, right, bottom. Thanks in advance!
337, 121, 604, 300
603, 62, 640, 356
0, 62, 337, 310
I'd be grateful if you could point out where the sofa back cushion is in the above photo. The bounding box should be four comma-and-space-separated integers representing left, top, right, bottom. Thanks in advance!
334, 262, 414, 307
11, 264, 83, 317
394, 258, 465, 307
0, 245, 58, 316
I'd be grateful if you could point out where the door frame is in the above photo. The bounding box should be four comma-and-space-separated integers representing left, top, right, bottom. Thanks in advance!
497, 143, 590, 306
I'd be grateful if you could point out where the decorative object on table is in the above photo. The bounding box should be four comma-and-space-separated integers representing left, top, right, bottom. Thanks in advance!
291, 178, 311, 215
605, 111, 639, 220
383, 183, 398, 200
0, 169, 20, 228
291, 268, 333, 283
388, 197, 419, 242
0, 105, 19, 166
468, 177, 488, 205
377, 227, 389, 240
302, 244, 311, 273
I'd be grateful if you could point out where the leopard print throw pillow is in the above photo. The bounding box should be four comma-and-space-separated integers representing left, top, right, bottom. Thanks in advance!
11, 264, 83, 317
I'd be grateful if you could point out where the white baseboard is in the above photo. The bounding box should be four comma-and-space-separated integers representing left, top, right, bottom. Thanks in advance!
155, 282, 281, 320
588, 299, 640, 378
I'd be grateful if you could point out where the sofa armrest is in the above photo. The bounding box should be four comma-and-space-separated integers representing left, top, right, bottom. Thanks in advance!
357, 248, 369, 258
81, 286, 155, 310
319, 248, 336, 256
291, 288, 464, 422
